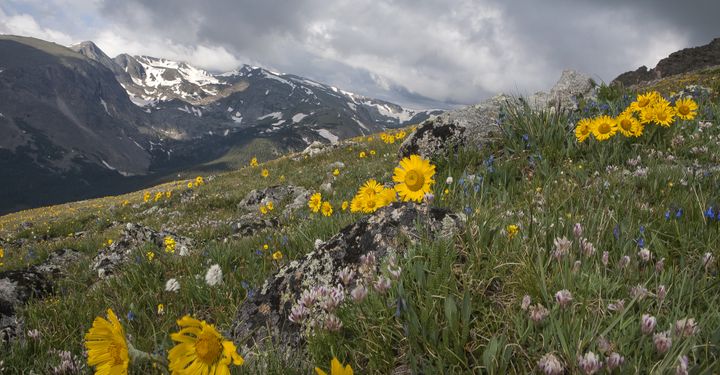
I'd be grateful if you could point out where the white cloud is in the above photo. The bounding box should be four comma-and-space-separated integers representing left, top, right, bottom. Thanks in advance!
0, 7, 73, 45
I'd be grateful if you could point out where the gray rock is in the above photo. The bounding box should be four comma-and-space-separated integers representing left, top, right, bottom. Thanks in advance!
399, 94, 515, 159
399, 70, 595, 160
90, 223, 193, 278
527, 70, 596, 111
232, 217, 280, 237
301, 141, 327, 157
237, 185, 311, 218
1, 248, 82, 344
230, 203, 464, 359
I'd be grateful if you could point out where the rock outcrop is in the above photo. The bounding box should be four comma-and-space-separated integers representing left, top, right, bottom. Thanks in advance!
400, 70, 595, 159
1, 248, 82, 344
90, 223, 193, 278
230, 203, 465, 359
612, 37, 720, 87
237, 185, 311, 218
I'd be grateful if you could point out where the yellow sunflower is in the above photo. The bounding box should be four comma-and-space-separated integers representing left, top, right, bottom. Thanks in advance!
674, 97, 698, 120
168, 316, 244, 374
630, 120, 645, 137
630, 91, 660, 112
250, 157, 258, 167
393, 155, 436, 202
261, 169, 269, 178
590, 115, 617, 141
652, 103, 676, 127
574, 118, 592, 142
356, 179, 385, 213
84, 309, 129, 375
316, 357, 354, 375
616, 113, 639, 137
380, 187, 397, 206
308, 193, 322, 213
321, 201, 333, 217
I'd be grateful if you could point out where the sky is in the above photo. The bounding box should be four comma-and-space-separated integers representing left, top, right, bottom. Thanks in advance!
0, 0, 718, 109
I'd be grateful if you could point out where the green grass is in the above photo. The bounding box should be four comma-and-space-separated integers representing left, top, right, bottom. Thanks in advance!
2, 84, 720, 374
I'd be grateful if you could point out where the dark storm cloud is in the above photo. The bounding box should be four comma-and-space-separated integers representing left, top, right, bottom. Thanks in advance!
2, 0, 718, 108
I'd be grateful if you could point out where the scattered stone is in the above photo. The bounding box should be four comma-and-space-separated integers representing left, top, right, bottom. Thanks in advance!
237, 185, 311, 218
230, 203, 465, 358
301, 141, 327, 157
320, 182, 333, 193
1, 249, 82, 344
328, 161, 345, 169
90, 223, 192, 278
232, 217, 280, 237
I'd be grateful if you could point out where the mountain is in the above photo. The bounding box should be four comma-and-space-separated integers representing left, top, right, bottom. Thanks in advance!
0, 36, 442, 214
612, 37, 720, 87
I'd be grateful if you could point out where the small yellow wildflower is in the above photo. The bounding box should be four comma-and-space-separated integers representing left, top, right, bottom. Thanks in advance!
393, 155, 436, 202
309, 193, 322, 213
444, 188, 449, 195
147, 251, 155, 261
370, 150, 376, 155
367, 136, 373, 142
674, 97, 698, 120
143, 192, 151, 202
333, 168, 340, 176
272, 251, 283, 260
575, 118, 592, 142
165, 191, 172, 199
122, 200, 129, 206
261, 168, 269, 178
506, 224, 519, 239
359, 151, 367, 158
250, 157, 259, 167
84, 309, 129, 374
168, 316, 244, 373
194, 176, 205, 187
316, 357, 354, 375
164, 236, 176, 253
321, 201, 333, 217
341, 201, 349, 211
263, 244, 269, 251
106, 239, 113, 246
157, 304, 165, 315
259, 206, 268, 215
187, 182, 193, 189
266, 201, 274, 211
154, 192, 163, 202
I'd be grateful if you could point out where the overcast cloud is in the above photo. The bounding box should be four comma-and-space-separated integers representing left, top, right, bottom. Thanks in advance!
1, 0, 718, 109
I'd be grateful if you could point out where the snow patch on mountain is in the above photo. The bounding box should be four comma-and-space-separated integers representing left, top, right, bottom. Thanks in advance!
258, 112, 283, 120
292, 113, 308, 123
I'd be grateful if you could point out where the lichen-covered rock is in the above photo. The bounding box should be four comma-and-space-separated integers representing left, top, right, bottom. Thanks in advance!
237, 185, 311, 218
1, 248, 81, 344
399, 70, 595, 160
230, 203, 465, 359
527, 70, 596, 111
232, 217, 280, 237
399, 94, 515, 159
90, 223, 193, 278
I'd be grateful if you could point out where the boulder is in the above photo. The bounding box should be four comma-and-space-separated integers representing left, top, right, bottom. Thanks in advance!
398, 94, 515, 159
232, 217, 280, 237
230, 203, 465, 358
90, 223, 193, 278
399, 70, 595, 159
1, 248, 81, 344
527, 70, 596, 111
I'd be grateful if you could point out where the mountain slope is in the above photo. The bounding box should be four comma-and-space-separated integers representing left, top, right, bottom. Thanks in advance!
612, 37, 720, 87
0, 36, 441, 214
0, 35, 159, 212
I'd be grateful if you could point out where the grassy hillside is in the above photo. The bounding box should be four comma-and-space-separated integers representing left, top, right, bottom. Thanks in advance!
1, 81, 720, 373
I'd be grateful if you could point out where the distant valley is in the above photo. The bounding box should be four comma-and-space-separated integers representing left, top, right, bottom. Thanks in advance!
0, 35, 442, 214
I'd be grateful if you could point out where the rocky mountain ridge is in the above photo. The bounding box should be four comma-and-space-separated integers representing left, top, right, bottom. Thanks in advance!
612, 37, 720, 87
